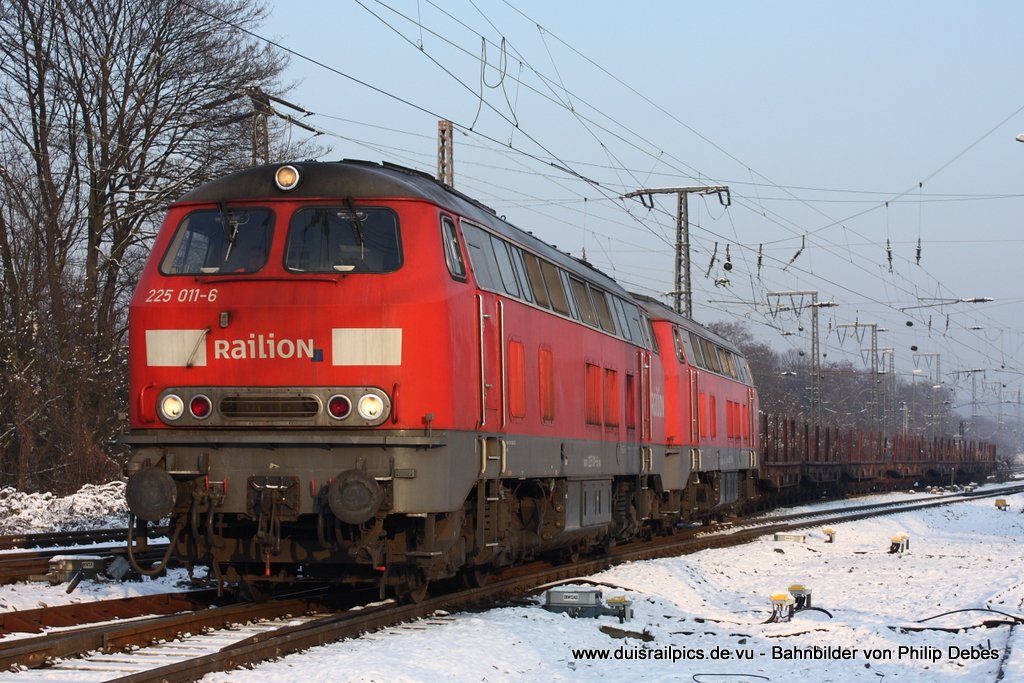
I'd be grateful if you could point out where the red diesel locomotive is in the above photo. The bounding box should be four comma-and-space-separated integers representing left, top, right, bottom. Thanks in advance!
123, 160, 763, 596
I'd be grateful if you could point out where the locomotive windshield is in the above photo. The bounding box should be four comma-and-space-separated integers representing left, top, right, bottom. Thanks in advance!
160, 207, 273, 275
285, 207, 402, 273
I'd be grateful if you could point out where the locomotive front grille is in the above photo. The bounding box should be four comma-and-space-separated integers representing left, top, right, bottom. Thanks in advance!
220, 395, 321, 419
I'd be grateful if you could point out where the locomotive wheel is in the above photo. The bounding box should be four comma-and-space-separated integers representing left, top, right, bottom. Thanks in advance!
463, 565, 492, 588
563, 546, 582, 565
236, 580, 269, 603
395, 567, 430, 603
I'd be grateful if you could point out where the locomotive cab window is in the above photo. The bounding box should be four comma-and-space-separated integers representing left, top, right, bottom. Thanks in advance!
645, 316, 659, 352
161, 207, 274, 275
285, 206, 401, 273
441, 216, 466, 280
672, 327, 687, 364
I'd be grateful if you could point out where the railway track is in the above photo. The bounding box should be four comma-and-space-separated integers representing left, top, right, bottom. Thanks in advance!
0, 544, 169, 587
0, 590, 218, 637
0, 526, 172, 587
0, 591, 330, 677
0, 527, 169, 552
0, 482, 1018, 682
722, 481, 1024, 534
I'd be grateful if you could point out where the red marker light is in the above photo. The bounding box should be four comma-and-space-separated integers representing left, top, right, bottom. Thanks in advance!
190, 395, 212, 419
327, 395, 352, 419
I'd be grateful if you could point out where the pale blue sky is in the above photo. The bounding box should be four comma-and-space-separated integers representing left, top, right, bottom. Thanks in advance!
260, 0, 1024, 420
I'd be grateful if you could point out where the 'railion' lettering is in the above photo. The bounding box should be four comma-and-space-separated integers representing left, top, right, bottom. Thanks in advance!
213, 334, 314, 360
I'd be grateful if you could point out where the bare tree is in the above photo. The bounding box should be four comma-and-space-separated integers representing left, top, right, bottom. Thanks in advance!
0, 0, 322, 492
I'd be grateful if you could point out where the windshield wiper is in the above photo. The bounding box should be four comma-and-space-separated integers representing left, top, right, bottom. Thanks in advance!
218, 202, 240, 263
344, 196, 366, 260
218, 203, 251, 263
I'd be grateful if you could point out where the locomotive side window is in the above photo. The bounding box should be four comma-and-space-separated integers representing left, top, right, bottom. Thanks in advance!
700, 337, 723, 374
722, 349, 738, 379
441, 216, 466, 280
521, 252, 551, 309
687, 332, 706, 369
738, 358, 753, 383
569, 277, 598, 327
621, 301, 649, 349
559, 270, 580, 320
591, 288, 618, 334
489, 234, 522, 298
541, 261, 571, 316
439, 218, 644, 347
611, 297, 634, 343
161, 208, 273, 275
285, 207, 401, 273
461, 222, 501, 290
509, 247, 534, 304
714, 347, 726, 377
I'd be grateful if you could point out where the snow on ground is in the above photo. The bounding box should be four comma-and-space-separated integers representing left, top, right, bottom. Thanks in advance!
0, 481, 186, 618
0, 482, 129, 534
0, 484, 1021, 681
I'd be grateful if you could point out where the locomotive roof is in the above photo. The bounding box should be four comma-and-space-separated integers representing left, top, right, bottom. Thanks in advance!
177, 159, 627, 297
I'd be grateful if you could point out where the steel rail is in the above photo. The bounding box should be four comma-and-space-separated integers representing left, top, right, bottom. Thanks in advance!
0, 526, 170, 551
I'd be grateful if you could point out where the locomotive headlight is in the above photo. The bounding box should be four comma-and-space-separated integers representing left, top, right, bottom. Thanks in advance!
274, 164, 301, 191
357, 394, 385, 420
160, 394, 185, 421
